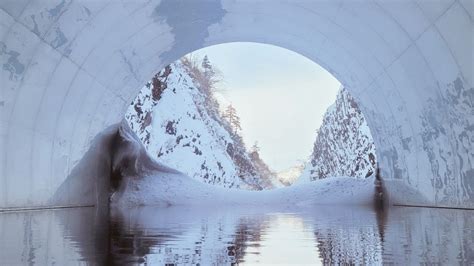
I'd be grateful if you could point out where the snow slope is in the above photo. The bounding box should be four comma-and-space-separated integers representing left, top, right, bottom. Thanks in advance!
125, 60, 273, 190
110, 121, 429, 207
112, 168, 376, 207
109, 121, 384, 207
299, 87, 377, 182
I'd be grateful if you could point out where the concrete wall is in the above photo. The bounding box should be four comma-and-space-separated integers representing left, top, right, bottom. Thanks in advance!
0, 0, 472, 209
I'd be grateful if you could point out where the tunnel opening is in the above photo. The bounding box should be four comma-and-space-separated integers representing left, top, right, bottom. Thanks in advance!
1, 0, 473, 264
118, 42, 384, 207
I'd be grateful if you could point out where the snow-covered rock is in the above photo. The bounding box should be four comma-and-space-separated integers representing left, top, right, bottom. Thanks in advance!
125, 60, 273, 190
300, 87, 377, 182
277, 164, 305, 186
108, 121, 380, 207
98, 120, 432, 208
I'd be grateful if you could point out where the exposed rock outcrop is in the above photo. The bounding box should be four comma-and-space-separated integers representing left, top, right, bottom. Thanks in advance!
125, 59, 274, 190
300, 87, 377, 182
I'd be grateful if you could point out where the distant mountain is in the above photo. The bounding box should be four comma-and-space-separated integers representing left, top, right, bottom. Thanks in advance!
277, 164, 305, 187
299, 87, 377, 182
125, 58, 274, 190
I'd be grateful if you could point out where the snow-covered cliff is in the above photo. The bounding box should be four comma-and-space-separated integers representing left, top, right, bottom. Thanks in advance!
125, 59, 273, 190
300, 87, 377, 182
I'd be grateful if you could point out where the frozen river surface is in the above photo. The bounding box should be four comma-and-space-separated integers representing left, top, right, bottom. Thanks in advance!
1, 205, 473, 265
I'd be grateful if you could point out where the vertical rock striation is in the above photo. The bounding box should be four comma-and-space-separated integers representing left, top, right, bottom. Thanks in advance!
300, 88, 377, 182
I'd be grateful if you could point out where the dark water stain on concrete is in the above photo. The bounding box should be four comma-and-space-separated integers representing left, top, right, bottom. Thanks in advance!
153, 0, 226, 64
30, 14, 41, 36
48, 0, 67, 18
51, 27, 68, 49
0, 41, 25, 80
119, 50, 139, 81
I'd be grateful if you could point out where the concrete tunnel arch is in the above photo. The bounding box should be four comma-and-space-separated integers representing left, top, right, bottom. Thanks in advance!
0, 0, 472, 209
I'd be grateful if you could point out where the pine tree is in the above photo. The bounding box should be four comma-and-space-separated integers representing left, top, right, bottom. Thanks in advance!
223, 104, 241, 134
201, 55, 214, 79
251, 141, 260, 153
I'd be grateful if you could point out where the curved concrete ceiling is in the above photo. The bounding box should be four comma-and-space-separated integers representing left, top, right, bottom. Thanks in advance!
0, 0, 473, 209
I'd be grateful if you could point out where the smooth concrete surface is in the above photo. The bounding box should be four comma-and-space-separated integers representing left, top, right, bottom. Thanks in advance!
0, 0, 473, 208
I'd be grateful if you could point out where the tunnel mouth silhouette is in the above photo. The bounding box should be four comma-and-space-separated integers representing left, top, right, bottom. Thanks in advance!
48, 36, 471, 210
1, 0, 472, 210
87, 42, 394, 211
47, 42, 388, 211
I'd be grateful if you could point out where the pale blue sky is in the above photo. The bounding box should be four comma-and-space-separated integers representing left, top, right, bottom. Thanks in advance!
193, 42, 340, 172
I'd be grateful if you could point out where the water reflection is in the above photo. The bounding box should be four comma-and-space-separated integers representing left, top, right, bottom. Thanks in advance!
0, 205, 472, 265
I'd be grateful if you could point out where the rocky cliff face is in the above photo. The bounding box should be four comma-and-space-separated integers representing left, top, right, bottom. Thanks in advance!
125, 59, 273, 190
300, 87, 377, 182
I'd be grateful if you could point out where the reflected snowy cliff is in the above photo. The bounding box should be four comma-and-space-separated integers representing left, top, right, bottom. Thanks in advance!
1, 206, 472, 265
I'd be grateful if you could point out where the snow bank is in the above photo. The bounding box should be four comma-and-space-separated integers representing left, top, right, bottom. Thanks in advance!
111, 170, 377, 207
106, 119, 437, 209
107, 120, 376, 207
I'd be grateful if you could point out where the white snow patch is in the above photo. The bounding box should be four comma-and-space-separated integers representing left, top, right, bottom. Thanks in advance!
111, 171, 377, 207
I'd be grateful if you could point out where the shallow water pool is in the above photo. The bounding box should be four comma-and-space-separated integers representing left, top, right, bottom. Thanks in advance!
1, 205, 472, 265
